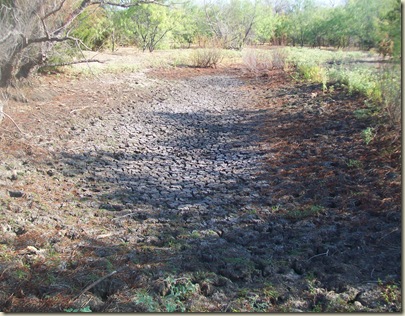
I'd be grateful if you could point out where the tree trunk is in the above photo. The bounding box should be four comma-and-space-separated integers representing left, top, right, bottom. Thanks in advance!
0, 62, 15, 88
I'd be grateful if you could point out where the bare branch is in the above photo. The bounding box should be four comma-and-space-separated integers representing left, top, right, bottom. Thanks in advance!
42, 0, 68, 19
0, 31, 13, 45
37, 13, 50, 39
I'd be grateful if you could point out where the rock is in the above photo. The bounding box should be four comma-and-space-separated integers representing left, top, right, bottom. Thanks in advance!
8, 190, 24, 198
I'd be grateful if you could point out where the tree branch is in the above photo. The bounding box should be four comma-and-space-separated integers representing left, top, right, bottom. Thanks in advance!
26, 35, 82, 46
91, 0, 168, 7
43, 0, 68, 20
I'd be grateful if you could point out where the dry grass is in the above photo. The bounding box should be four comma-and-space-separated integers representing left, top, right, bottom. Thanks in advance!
190, 48, 223, 68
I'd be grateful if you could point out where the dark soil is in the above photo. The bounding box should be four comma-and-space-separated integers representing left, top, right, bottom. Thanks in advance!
0, 61, 401, 312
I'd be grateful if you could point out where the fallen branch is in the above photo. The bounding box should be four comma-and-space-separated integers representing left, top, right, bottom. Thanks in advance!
0, 110, 26, 135
112, 212, 139, 221
69, 106, 93, 114
74, 267, 125, 300
378, 227, 399, 242
305, 249, 329, 262
42, 59, 104, 68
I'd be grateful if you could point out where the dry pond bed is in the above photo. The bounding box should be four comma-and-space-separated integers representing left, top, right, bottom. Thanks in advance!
0, 51, 401, 312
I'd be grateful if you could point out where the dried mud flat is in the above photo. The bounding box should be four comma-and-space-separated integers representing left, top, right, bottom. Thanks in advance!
0, 57, 401, 312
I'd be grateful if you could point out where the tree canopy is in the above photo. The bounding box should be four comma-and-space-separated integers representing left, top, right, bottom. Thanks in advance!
0, 0, 401, 87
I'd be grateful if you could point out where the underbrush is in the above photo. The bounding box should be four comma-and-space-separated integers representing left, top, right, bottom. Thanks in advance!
242, 48, 288, 74
190, 48, 223, 68
284, 47, 401, 133
238, 45, 401, 166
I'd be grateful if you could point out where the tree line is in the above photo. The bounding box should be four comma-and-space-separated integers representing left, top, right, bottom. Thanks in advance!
0, 0, 401, 87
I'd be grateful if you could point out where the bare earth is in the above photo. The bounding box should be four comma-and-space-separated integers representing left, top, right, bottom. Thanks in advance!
0, 49, 401, 312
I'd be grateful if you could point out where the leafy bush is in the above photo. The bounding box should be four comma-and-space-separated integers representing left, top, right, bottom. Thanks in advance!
191, 48, 223, 68
133, 276, 199, 312
328, 66, 382, 102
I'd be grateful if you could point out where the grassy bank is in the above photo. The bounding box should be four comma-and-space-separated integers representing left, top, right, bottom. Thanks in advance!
282, 47, 401, 129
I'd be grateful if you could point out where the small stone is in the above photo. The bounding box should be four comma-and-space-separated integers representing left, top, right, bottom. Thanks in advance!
9, 190, 24, 198
47, 169, 55, 176
10, 171, 18, 180
354, 301, 363, 308
26, 246, 39, 254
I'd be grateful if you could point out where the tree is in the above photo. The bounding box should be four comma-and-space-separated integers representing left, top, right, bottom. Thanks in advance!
0, 0, 162, 88
170, 3, 199, 48
378, 0, 401, 58
253, 2, 278, 45
285, 0, 316, 47
126, 2, 174, 52
344, 0, 393, 50
70, 6, 112, 50
202, 0, 258, 49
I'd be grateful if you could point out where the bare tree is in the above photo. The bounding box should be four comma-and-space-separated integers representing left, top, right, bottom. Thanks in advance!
0, 0, 160, 87
203, 0, 258, 50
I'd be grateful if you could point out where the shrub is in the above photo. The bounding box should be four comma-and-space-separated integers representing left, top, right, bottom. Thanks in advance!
297, 64, 327, 84
242, 48, 288, 74
190, 48, 222, 68
271, 48, 288, 70
378, 62, 401, 127
242, 49, 272, 74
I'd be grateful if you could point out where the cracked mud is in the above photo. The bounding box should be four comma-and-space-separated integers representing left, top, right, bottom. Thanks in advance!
0, 61, 401, 312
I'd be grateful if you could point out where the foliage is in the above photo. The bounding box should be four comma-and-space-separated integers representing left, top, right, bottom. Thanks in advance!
64, 306, 92, 312
134, 290, 160, 312
286, 205, 324, 219
163, 276, 199, 312
126, 3, 175, 52
251, 3, 278, 45
284, 47, 400, 132
346, 159, 363, 169
378, 0, 401, 58
362, 127, 375, 145
133, 276, 198, 312
170, 3, 200, 48
378, 280, 401, 305
70, 7, 112, 51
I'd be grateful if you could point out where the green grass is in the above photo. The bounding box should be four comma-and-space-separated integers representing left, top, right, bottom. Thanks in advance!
283, 47, 401, 131
64, 306, 92, 312
133, 275, 199, 312
286, 205, 324, 219
361, 127, 376, 145
346, 159, 363, 169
